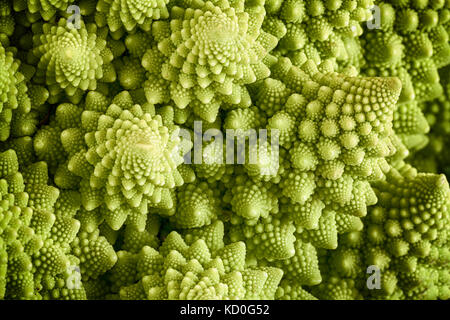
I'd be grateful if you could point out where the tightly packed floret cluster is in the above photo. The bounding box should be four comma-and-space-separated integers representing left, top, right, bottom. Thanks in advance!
0, 0, 448, 300
361, 0, 450, 103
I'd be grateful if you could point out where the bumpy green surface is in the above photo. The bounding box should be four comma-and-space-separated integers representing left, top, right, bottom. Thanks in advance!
0, 149, 85, 299
0, 0, 448, 301
116, 221, 283, 299
361, 0, 450, 103
30, 18, 115, 102
0, 44, 34, 142
96, 0, 170, 32
13, 0, 75, 21
320, 162, 450, 299
142, 0, 278, 122
265, 0, 374, 71
34, 90, 187, 232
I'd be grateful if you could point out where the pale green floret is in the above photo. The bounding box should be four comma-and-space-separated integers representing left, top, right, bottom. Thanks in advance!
264, 0, 374, 70
0, 149, 88, 300
318, 162, 450, 299
229, 213, 297, 261
227, 175, 278, 222
118, 222, 283, 300
271, 239, 322, 286
361, 0, 450, 103
268, 58, 401, 183
66, 100, 185, 230
31, 19, 115, 102
393, 100, 430, 151
71, 229, 118, 280
142, 0, 278, 122
169, 181, 220, 229
0, 45, 33, 141
13, 0, 75, 21
96, 0, 170, 33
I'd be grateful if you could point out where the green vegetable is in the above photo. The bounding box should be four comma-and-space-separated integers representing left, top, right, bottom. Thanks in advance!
0, 0, 448, 301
